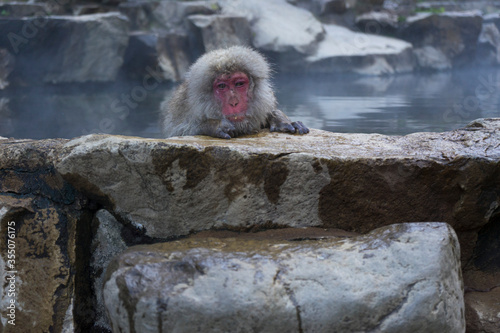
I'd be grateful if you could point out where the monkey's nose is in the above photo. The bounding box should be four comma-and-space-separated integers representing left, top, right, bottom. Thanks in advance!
229, 101, 239, 107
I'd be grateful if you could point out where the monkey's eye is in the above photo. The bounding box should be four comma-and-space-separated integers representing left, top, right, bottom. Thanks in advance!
235, 81, 246, 87
217, 83, 227, 89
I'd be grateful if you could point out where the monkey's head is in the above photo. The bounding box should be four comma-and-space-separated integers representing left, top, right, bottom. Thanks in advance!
185, 46, 275, 127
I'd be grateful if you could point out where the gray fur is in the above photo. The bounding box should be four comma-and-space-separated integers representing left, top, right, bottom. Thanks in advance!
161, 46, 307, 138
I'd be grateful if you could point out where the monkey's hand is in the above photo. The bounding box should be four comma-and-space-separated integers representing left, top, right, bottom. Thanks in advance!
268, 110, 309, 135
212, 119, 238, 139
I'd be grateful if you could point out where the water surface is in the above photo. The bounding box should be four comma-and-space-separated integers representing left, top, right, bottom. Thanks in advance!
1, 68, 499, 139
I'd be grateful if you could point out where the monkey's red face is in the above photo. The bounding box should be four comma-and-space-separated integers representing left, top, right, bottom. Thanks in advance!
213, 72, 250, 122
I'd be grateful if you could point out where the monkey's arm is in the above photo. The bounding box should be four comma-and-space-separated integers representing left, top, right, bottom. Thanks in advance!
198, 118, 238, 139
267, 110, 309, 135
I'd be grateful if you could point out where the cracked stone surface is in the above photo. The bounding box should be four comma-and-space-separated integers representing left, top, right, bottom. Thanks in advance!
103, 222, 465, 333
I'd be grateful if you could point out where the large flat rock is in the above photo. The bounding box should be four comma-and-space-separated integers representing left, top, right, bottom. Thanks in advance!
103, 222, 465, 332
55, 119, 500, 265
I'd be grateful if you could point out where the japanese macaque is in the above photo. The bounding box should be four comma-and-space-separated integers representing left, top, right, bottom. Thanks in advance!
161, 46, 309, 139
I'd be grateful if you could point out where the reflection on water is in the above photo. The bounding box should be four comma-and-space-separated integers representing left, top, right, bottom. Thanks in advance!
275, 68, 500, 135
0, 68, 499, 139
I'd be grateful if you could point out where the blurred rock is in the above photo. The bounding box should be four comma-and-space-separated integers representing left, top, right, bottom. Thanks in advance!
103, 223, 464, 332
157, 33, 191, 82
312, 0, 347, 15
356, 0, 385, 13
483, 12, 500, 31
304, 24, 414, 75
476, 23, 500, 66
122, 32, 159, 80
188, 14, 252, 52
152, 0, 219, 32
355, 10, 399, 35
0, 3, 49, 17
0, 13, 129, 85
413, 45, 452, 70
118, 1, 155, 31
73, 4, 115, 16
0, 49, 14, 89
400, 11, 483, 69
220, 0, 325, 55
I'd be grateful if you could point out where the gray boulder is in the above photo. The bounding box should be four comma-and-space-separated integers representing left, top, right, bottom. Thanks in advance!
91, 209, 128, 331
413, 45, 452, 70
304, 24, 414, 75
311, 0, 348, 15
0, 3, 50, 17
188, 15, 252, 52
400, 11, 483, 69
0, 13, 129, 84
355, 10, 399, 35
152, 0, 219, 32
220, 0, 325, 55
122, 32, 191, 82
157, 33, 192, 82
55, 119, 500, 268
103, 222, 465, 333
476, 22, 500, 66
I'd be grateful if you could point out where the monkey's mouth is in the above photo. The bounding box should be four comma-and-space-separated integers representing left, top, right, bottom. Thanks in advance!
225, 113, 246, 122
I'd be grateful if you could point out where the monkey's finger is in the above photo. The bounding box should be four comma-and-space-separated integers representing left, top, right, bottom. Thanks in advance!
228, 129, 237, 138
270, 123, 294, 133
292, 121, 309, 135
215, 129, 231, 139
280, 123, 295, 133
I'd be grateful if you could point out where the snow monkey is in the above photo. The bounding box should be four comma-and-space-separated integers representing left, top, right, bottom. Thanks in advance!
161, 46, 309, 139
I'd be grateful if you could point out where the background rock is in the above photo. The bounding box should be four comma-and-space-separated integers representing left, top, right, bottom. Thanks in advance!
413, 45, 452, 70
188, 15, 252, 52
304, 24, 414, 74
157, 33, 192, 82
400, 11, 483, 70
355, 10, 399, 35
103, 223, 465, 333
152, 0, 219, 32
221, 0, 325, 55
0, 3, 49, 17
0, 13, 129, 84
313, 0, 348, 15
476, 22, 500, 65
